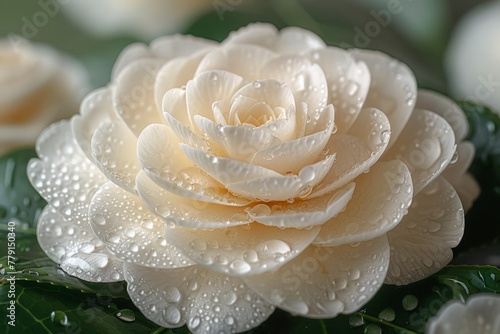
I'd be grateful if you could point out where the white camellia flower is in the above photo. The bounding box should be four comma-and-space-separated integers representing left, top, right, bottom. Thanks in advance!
426, 294, 500, 334
62, 0, 212, 40
28, 24, 479, 333
446, 0, 500, 112
0, 40, 87, 155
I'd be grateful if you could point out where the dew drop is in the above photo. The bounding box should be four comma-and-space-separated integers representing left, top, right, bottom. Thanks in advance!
189, 316, 201, 329
224, 291, 237, 306
78, 243, 95, 254
256, 239, 291, 257
164, 287, 181, 303
106, 233, 121, 244
380, 130, 390, 143
346, 81, 359, 96
364, 324, 382, 334
92, 214, 106, 226
450, 149, 459, 164
283, 299, 308, 314
51, 311, 68, 326
116, 309, 136, 323
224, 315, 235, 326
402, 294, 418, 311
141, 219, 154, 230
162, 306, 182, 325
252, 81, 261, 88
190, 239, 207, 251
155, 205, 171, 217
378, 307, 395, 322
229, 260, 251, 274
349, 314, 364, 327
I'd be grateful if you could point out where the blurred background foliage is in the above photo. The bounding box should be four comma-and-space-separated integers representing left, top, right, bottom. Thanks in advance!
0, 0, 492, 92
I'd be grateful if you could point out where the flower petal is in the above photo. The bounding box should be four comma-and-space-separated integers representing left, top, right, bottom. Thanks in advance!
243, 236, 390, 318
309, 107, 391, 198
136, 171, 253, 228
314, 160, 412, 246
72, 87, 119, 160
386, 176, 464, 285
36, 206, 123, 282
61, 250, 124, 283
164, 223, 320, 276
112, 35, 215, 79
416, 89, 468, 141
383, 109, 456, 195
260, 55, 328, 117
124, 263, 274, 333
29, 121, 107, 215
154, 51, 207, 111
113, 58, 166, 136
180, 144, 282, 185
137, 124, 251, 206
163, 109, 210, 151
248, 183, 354, 228
226, 154, 335, 201
186, 70, 244, 129
193, 115, 281, 162
195, 44, 276, 81
441, 142, 480, 212
307, 47, 370, 134
250, 105, 334, 174
91, 121, 141, 193
350, 49, 417, 147
89, 181, 194, 269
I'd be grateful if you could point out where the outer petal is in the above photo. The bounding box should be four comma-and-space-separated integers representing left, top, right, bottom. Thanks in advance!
124, 263, 274, 333
89, 182, 194, 269
350, 49, 417, 147
386, 176, 464, 285
306, 47, 370, 134
71, 87, 120, 160
441, 142, 480, 212
247, 183, 355, 228
243, 236, 390, 318
195, 44, 276, 81
314, 160, 413, 246
136, 171, 253, 228
383, 109, 456, 195
91, 121, 141, 193
111, 35, 215, 79
416, 89, 468, 141
61, 250, 124, 283
309, 108, 391, 198
225, 23, 325, 53
112, 58, 166, 136
164, 222, 321, 276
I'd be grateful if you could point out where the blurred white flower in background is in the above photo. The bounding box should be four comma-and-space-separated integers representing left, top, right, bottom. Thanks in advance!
446, 0, 500, 113
0, 40, 88, 155
61, 0, 212, 40
426, 293, 500, 334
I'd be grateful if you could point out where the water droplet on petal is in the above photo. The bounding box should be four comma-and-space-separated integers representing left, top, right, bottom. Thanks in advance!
253, 81, 262, 88
162, 306, 182, 325
229, 260, 251, 274
380, 130, 390, 143
92, 215, 106, 226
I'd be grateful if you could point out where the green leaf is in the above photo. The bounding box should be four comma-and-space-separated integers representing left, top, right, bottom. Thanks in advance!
457, 101, 500, 252
0, 281, 162, 334
0, 148, 48, 265
0, 257, 129, 299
